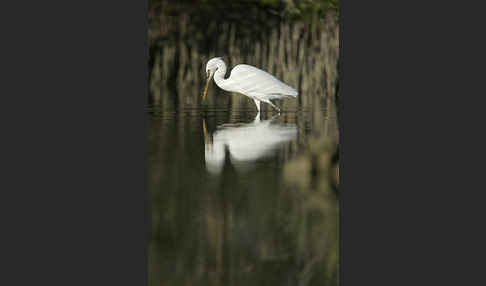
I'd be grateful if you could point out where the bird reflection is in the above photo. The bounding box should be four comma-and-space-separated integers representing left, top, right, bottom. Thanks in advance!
203, 113, 297, 174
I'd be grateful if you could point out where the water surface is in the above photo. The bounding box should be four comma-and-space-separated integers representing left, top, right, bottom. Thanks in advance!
148, 102, 339, 286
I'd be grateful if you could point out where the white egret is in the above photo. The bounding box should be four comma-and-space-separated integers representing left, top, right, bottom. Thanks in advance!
203, 114, 297, 174
202, 57, 298, 113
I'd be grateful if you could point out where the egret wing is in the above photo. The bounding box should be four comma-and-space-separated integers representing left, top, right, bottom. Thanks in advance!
225, 64, 298, 99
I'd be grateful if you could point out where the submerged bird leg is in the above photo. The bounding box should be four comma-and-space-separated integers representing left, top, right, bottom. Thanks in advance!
269, 114, 281, 121
253, 112, 261, 123
253, 98, 261, 113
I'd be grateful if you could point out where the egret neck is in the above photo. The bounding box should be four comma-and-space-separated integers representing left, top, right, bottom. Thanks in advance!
212, 59, 228, 89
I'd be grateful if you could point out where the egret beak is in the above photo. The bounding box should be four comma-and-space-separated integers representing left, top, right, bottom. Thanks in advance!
202, 71, 213, 102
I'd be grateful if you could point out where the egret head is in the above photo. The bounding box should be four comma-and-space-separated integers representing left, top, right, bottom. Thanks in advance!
203, 57, 224, 101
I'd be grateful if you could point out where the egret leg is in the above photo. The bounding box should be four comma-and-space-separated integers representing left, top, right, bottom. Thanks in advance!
264, 100, 281, 113
253, 98, 261, 113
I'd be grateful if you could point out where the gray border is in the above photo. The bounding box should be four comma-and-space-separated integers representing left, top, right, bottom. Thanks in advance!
1, 1, 148, 285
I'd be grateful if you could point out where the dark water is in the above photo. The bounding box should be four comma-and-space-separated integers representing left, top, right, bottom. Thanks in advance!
148, 101, 339, 286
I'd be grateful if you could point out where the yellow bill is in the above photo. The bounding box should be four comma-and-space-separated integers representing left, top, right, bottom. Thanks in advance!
202, 72, 213, 102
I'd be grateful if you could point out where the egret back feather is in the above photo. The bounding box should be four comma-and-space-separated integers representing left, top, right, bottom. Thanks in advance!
218, 64, 298, 100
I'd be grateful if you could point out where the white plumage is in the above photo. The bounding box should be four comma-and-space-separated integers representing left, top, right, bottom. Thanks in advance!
202, 57, 298, 113
203, 113, 297, 174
